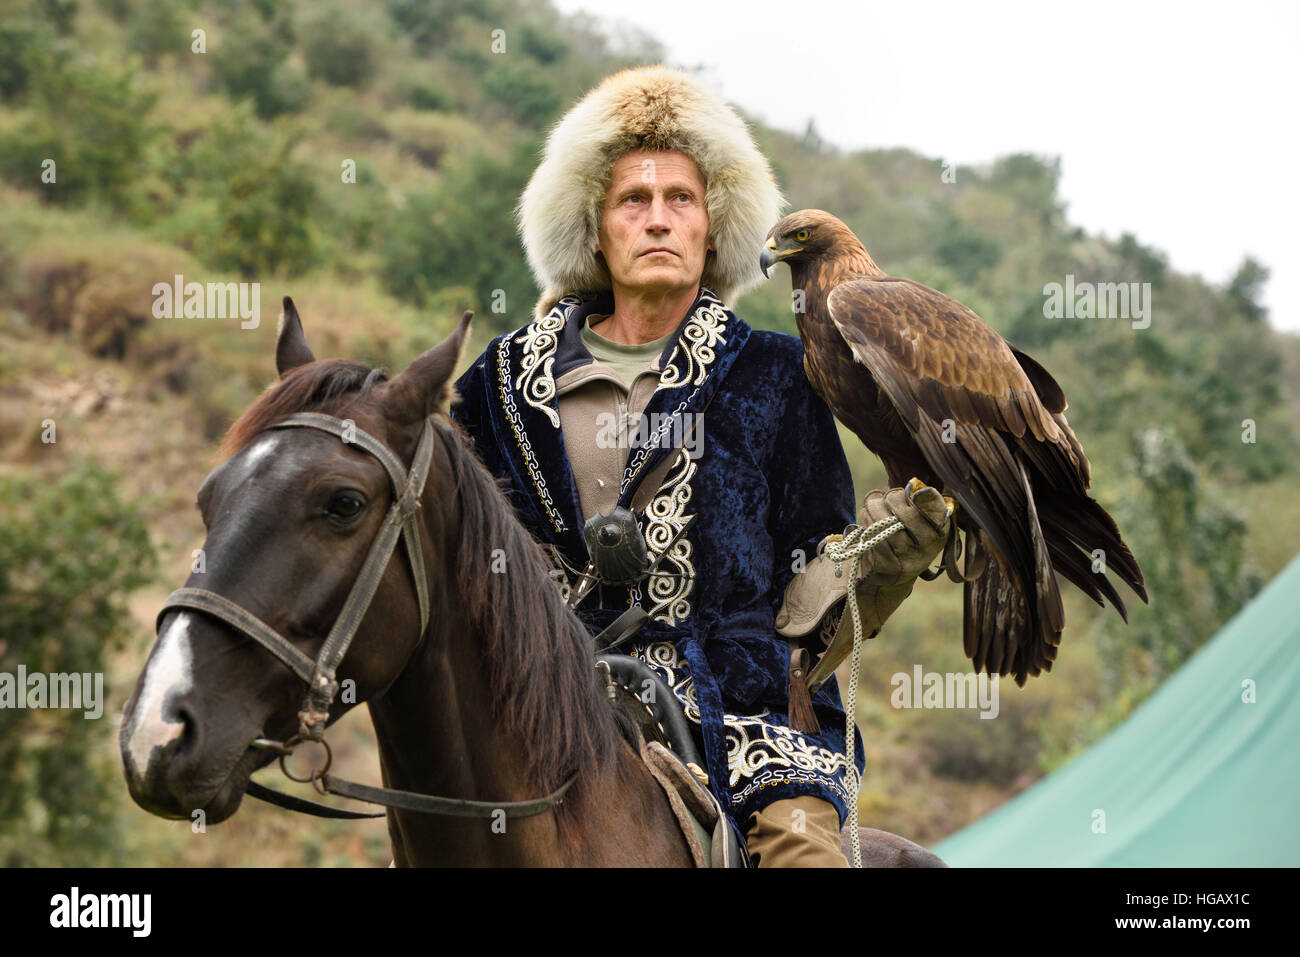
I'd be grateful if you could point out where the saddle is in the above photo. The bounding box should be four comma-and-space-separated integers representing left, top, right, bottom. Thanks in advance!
595, 653, 748, 868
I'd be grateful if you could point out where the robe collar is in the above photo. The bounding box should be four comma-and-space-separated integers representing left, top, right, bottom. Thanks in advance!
488, 285, 750, 555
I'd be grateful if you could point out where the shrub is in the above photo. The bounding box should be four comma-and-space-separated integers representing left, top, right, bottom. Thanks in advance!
0, 53, 157, 209
380, 138, 538, 327
209, 12, 308, 118
162, 107, 320, 278
0, 465, 156, 866
301, 2, 381, 88
384, 109, 482, 169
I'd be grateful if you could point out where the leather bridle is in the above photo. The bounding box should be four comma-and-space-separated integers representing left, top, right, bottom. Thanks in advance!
157, 411, 575, 821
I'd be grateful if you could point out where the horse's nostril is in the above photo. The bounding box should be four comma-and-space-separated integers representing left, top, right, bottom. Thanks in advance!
168, 702, 199, 755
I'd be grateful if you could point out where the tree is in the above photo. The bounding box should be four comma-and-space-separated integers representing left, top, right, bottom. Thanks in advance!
382, 138, 539, 328
1227, 257, 1269, 324
301, 2, 381, 88
0, 466, 156, 866
169, 108, 320, 278
0, 52, 157, 209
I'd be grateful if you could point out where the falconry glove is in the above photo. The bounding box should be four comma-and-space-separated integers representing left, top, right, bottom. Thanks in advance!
777, 481, 953, 638
777, 481, 953, 725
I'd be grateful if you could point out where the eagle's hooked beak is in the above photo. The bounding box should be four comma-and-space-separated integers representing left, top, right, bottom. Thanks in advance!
759, 237, 799, 278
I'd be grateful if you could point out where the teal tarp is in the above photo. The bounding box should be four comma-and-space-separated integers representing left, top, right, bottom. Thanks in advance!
931, 552, 1300, 866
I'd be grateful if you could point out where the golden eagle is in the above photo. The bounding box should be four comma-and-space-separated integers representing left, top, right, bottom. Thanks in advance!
761, 209, 1147, 685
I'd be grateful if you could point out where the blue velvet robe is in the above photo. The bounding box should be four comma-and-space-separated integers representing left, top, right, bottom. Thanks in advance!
451, 286, 867, 835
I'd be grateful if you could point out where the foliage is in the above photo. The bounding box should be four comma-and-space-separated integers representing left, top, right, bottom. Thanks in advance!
1116, 426, 1263, 679
120, 0, 194, 65
0, 47, 157, 210
1227, 257, 1269, 324
301, 1, 381, 88
157, 106, 321, 278
208, 3, 309, 118
480, 58, 561, 124
929, 210, 1002, 286
381, 137, 539, 327
0, 465, 157, 866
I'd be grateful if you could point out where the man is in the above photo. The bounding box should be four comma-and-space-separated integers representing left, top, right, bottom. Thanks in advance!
451, 65, 947, 866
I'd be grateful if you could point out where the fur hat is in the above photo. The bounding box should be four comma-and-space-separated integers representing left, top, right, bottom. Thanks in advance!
517, 64, 785, 318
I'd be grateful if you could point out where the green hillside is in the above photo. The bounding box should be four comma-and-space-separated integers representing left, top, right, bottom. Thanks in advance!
2, 0, 1297, 865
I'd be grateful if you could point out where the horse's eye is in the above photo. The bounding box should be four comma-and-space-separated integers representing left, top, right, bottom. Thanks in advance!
327, 491, 366, 519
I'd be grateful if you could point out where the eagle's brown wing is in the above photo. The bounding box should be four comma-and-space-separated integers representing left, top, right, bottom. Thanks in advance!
823, 276, 1143, 683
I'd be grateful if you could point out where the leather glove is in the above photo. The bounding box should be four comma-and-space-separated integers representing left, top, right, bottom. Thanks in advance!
853, 481, 954, 586
777, 479, 953, 638
788, 479, 954, 692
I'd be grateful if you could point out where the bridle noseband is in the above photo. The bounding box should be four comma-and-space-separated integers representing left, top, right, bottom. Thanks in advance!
157, 411, 574, 821
163, 412, 433, 741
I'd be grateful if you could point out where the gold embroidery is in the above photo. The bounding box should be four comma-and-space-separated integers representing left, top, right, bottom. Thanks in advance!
621, 290, 730, 501
497, 336, 566, 533
643, 451, 696, 625
629, 641, 853, 810
513, 300, 577, 429
657, 294, 729, 391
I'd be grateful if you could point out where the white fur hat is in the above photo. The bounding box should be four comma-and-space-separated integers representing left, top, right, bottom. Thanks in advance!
517, 64, 785, 317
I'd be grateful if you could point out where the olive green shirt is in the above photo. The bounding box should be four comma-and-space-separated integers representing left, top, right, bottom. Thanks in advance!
579, 315, 674, 389
556, 316, 677, 520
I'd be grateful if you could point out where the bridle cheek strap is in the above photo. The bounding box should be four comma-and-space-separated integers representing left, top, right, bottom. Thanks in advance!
157, 412, 435, 739
154, 411, 578, 821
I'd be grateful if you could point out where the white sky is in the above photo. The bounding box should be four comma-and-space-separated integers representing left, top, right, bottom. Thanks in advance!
551, 0, 1299, 331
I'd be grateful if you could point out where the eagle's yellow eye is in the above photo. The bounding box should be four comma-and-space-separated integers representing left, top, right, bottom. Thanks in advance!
795, 228, 811, 242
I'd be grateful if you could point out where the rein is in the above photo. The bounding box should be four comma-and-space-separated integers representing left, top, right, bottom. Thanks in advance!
157, 411, 575, 821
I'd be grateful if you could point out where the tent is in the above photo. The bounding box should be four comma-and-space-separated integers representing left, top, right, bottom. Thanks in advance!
931, 552, 1300, 866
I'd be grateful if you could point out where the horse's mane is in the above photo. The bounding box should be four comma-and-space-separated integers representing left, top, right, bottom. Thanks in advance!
221, 360, 387, 458
433, 416, 626, 791
220, 359, 623, 791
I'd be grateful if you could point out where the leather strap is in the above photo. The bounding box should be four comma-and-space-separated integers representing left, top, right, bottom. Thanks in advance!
318, 772, 578, 818
272, 414, 433, 736
158, 587, 317, 684
246, 773, 578, 820
245, 780, 385, 819
593, 605, 650, 652
273, 413, 432, 633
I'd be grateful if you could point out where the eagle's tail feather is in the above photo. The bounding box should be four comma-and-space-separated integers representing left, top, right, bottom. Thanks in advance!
1018, 454, 1065, 644
1046, 535, 1130, 619
1038, 493, 1148, 607
962, 526, 1060, 688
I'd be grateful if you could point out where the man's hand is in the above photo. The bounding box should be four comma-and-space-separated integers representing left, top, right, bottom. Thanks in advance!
776, 479, 953, 640
794, 479, 955, 693
854, 479, 954, 586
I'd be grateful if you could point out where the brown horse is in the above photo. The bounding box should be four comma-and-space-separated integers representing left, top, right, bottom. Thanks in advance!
119, 302, 943, 867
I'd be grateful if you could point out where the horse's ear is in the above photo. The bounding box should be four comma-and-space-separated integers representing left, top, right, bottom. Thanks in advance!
276, 296, 316, 377
384, 310, 473, 425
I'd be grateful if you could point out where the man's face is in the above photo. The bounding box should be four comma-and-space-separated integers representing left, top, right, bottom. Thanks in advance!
597, 149, 714, 297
